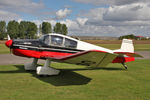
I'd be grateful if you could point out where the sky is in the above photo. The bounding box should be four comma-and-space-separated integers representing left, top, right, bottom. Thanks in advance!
0, 0, 150, 37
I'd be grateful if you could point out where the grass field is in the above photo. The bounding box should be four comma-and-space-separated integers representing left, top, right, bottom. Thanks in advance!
0, 59, 150, 100
0, 43, 150, 54
0, 44, 9, 54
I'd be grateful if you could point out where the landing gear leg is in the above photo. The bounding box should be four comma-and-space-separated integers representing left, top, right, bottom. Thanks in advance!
121, 62, 128, 69
36, 59, 60, 76
24, 58, 38, 71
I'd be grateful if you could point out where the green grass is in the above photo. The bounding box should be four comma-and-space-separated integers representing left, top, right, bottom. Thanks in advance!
0, 44, 9, 54
0, 59, 150, 100
134, 44, 150, 51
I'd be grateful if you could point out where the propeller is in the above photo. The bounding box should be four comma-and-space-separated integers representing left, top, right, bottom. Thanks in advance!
5, 34, 13, 54
7, 34, 11, 40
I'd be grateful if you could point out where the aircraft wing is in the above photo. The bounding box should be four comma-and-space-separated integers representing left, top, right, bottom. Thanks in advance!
58, 50, 118, 67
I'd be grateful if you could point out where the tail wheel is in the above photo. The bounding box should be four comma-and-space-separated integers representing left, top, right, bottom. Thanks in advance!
121, 62, 128, 69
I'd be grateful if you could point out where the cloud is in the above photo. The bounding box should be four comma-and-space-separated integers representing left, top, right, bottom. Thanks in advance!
78, 8, 106, 21
0, 0, 45, 18
61, 2, 150, 36
0, 10, 20, 21
114, 0, 150, 6
77, 3, 150, 26
17, 18, 23, 23
104, 3, 150, 21
73, 0, 150, 5
60, 19, 80, 31
31, 1, 150, 37
56, 8, 72, 19
1, 0, 149, 37
73, 0, 113, 5
32, 20, 42, 27
0, 0, 45, 12
76, 17, 88, 26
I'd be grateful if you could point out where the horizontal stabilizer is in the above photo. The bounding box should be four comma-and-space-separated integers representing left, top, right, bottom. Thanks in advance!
114, 52, 143, 58
113, 39, 143, 58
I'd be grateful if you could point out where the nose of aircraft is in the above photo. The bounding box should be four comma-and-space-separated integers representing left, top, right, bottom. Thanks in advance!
5, 40, 13, 47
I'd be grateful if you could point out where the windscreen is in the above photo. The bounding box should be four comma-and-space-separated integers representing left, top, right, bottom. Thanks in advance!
40, 35, 50, 45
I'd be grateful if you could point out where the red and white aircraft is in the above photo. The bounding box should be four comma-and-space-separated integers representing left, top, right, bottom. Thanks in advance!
5, 33, 142, 76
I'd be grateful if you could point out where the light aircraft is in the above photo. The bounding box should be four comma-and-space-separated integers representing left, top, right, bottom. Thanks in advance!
5, 33, 142, 76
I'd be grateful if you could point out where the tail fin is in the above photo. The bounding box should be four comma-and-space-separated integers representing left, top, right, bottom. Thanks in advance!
114, 39, 134, 53
120, 39, 134, 52
113, 39, 143, 57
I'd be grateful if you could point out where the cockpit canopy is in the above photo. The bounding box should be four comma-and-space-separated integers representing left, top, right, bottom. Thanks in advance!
40, 34, 78, 49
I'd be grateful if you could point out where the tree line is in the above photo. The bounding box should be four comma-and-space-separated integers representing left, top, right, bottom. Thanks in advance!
119, 34, 137, 40
0, 20, 68, 40
119, 34, 149, 40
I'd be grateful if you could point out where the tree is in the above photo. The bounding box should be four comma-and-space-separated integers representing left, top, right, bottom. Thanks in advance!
53, 23, 68, 35
53, 22, 62, 34
42, 22, 52, 34
27, 22, 37, 39
18, 21, 27, 39
7, 20, 19, 39
18, 21, 37, 39
0, 21, 6, 40
119, 34, 138, 40
61, 24, 68, 35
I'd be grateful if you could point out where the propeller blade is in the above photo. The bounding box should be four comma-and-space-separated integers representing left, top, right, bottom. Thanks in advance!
7, 35, 11, 40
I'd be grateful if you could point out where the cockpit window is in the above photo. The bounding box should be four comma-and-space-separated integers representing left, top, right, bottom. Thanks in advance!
51, 35, 63, 46
64, 38, 77, 48
42, 35, 50, 45
40, 34, 77, 48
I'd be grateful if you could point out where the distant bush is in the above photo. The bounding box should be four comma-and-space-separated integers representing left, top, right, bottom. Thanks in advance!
119, 34, 138, 40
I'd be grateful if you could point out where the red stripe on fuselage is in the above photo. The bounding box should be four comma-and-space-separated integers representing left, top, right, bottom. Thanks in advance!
12, 49, 73, 59
12, 48, 135, 63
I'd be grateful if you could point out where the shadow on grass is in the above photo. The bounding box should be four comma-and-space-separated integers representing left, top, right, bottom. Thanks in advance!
59, 67, 125, 71
33, 71, 92, 86
0, 65, 92, 86
0, 65, 125, 86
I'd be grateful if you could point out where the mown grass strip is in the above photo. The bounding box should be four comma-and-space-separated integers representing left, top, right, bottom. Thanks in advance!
0, 59, 150, 100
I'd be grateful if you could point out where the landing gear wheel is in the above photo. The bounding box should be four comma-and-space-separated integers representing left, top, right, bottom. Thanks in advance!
36, 59, 60, 76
